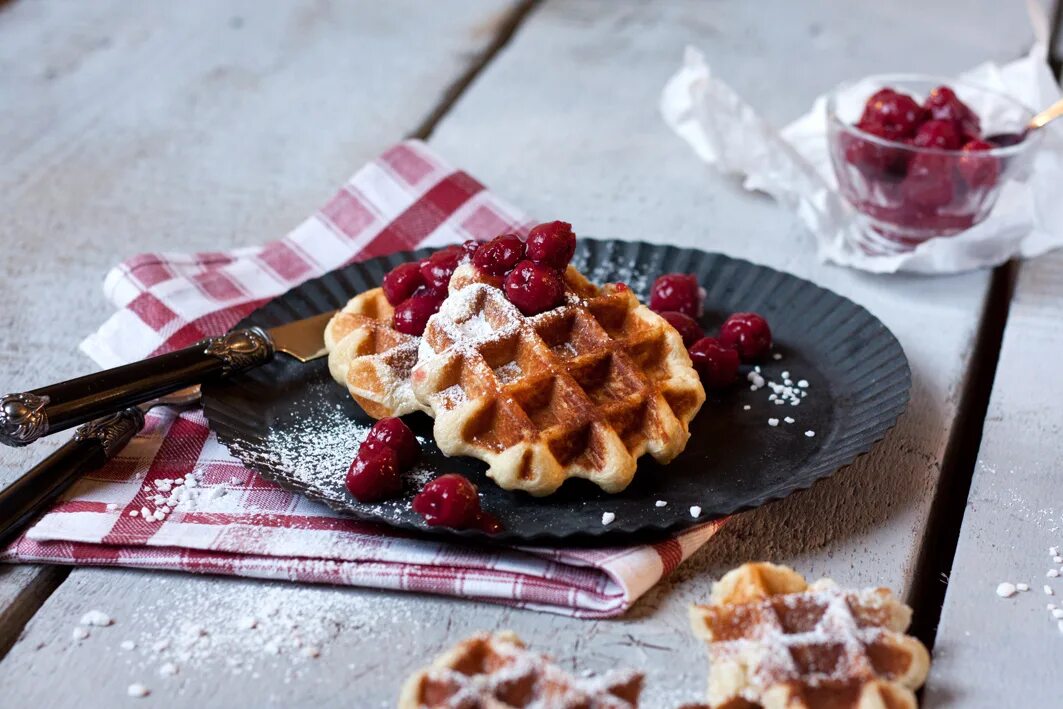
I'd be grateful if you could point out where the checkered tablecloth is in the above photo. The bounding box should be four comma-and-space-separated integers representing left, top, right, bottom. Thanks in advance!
1, 140, 723, 618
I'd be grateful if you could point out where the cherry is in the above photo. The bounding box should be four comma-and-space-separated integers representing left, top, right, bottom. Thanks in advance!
473, 233, 526, 276
503, 260, 565, 315
649, 273, 703, 318
419, 246, 464, 291
912, 119, 963, 150
345, 447, 401, 502
381, 262, 425, 306
719, 312, 773, 362
412, 474, 481, 528
658, 311, 703, 347
843, 125, 909, 180
392, 290, 445, 336
462, 239, 482, 258
688, 337, 740, 390
957, 139, 1000, 190
901, 154, 956, 209
526, 221, 576, 268
361, 417, 420, 469
924, 86, 980, 139
858, 89, 926, 140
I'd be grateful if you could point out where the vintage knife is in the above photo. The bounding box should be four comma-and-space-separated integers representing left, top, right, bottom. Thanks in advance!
0, 310, 337, 447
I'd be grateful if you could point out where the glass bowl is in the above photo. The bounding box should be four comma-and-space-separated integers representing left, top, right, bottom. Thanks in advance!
826, 74, 1041, 254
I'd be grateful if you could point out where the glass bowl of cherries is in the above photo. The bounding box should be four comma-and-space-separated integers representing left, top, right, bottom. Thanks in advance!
826, 75, 1041, 254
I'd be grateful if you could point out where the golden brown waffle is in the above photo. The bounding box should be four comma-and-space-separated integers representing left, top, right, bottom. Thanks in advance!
398, 631, 643, 709
411, 264, 706, 496
324, 287, 429, 419
689, 563, 930, 709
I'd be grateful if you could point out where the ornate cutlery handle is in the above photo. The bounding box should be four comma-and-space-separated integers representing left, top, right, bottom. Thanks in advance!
0, 408, 144, 547
0, 328, 273, 447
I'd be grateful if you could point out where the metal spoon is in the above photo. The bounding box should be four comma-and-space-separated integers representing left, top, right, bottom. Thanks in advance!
986, 95, 1063, 146
0, 386, 202, 547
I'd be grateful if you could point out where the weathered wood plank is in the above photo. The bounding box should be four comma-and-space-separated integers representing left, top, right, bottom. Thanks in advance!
0, 0, 521, 664
0, 0, 1039, 706
923, 252, 1063, 708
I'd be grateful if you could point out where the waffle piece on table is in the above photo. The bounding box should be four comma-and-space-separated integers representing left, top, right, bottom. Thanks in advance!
324, 287, 429, 419
689, 563, 930, 709
398, 631, 643, 709
411, 263, 706, 496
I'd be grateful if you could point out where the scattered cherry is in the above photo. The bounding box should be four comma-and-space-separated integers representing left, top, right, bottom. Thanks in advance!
345, 447, 401, 502
462, 239, 482, 258
923, 86, 980, 139
392, 290, 446, 336
719, 312, 773, 362
658, 311, 703, 347
858, 88, 926, 140
957, 139, 1000, 190
688, 337, 740, 390
473, 233, 526, 275
526, 221, 576, 268
649, 273, 703, 319
503, 260, 565, 315
419, 245, 464, 291
412, 474, 482, 528
912, 119, 963, 150
361, 417, 420, 469
381, 262, 425, 306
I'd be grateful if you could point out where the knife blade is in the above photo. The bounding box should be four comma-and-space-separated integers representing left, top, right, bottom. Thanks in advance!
0, 309, 338, 447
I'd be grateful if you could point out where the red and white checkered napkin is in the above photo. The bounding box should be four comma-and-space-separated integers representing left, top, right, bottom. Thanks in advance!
1, 140, 724, 618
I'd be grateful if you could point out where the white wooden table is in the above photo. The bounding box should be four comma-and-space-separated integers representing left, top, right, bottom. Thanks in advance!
0, 2, 1055, 706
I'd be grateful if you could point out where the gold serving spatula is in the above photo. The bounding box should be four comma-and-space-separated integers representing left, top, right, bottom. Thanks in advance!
0, 310, 337, 447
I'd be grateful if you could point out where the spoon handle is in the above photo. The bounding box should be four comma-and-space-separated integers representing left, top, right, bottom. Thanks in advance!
1030, 96, 1063, 130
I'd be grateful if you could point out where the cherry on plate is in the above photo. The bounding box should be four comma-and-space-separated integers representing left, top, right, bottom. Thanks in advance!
473, 233, 526, 276
362, 417, 420, 469
688, 337, 740, 390
419, 246, 464, 290
381, 262, 425, 306
658, 311, 703, 347
719, 312, 772, 362
526, 221, 576, 268
346, 447, 401, 502
461, 239, 482, 257
503, 260, 565, 315
392, 290, 446, 336
412, 473, 482, 528
649, 273, 703, 318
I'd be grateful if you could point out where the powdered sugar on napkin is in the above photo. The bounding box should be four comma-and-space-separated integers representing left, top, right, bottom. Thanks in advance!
661, 37, 1063, 274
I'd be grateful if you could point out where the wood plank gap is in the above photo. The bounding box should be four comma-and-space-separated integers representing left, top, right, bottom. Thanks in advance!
907, 259, 1019, 650
0, 566, 68, 662
408, 0, 540, 140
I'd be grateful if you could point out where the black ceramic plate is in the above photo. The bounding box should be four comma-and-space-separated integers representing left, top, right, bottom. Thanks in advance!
202, 240, 910, 545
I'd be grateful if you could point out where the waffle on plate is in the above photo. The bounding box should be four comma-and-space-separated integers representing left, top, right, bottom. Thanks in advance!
411, 263, 705, 496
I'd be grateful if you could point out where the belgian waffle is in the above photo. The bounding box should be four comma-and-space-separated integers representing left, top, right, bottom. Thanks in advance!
397, 631, 643, 709
689, 563, 930, 709
324, 287, 429, 419
411, 263, 706, 496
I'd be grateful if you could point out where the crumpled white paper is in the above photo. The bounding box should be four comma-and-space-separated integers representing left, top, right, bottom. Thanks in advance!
660, 44, 1063, 273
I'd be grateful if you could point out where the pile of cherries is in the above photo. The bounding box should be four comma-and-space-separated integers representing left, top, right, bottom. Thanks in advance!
648, 273, 772, 390
841, 85, 998, 224
380, 221, 577, 338
346, 417, 500, 533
